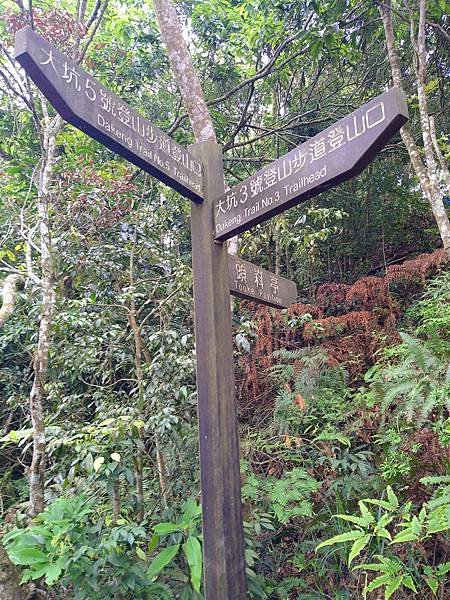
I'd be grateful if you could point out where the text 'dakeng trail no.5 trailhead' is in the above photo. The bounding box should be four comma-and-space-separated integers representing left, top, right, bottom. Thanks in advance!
15, 26, 203, 203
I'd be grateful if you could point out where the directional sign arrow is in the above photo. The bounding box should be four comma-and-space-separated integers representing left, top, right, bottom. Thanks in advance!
15, 27, 203, 203
214, 88, 409, 240
228, 255, 297, 309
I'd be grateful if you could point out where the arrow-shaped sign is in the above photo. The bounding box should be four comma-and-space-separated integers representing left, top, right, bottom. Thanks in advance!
15, 27, 203, 203
228, 255, 297, 308
214, 88, 408, 240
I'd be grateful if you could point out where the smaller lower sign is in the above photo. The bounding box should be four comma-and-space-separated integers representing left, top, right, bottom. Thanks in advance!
228, 255, 297, 308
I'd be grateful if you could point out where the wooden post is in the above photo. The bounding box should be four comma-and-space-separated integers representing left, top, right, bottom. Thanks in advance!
189, 140, 247, 599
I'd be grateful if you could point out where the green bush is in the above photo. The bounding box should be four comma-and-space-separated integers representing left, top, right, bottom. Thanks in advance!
3, 496, 168, 599
316, 482, 450, 599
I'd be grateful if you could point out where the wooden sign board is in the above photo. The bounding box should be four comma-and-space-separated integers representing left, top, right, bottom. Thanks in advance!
228, 255, 297, 308
214, 88, 409, 240
15, 27, 203, 203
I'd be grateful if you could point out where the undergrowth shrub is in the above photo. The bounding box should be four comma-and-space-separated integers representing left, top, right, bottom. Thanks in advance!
242, 466, 320, 525
237, 250, 448, 413
3, 496, 151, 599
366, 332, 450, 425
316, 482, 450, 599
239, 263, 449, 599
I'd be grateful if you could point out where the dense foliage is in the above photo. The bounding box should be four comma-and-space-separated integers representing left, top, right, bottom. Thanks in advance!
0, 0, 449, 598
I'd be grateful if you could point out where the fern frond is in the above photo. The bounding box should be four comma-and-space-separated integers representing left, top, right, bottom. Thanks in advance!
420, 385, 448, 422
427, 494, 450, 511
420, 475, 450, 486
382, 380, 416, 405
272, 348, 311, 362
278, 576, 305, 590
420, 475, 450, 511
274, 576, 305, 598
145, 582, 175, 599
399, 332, 439, 373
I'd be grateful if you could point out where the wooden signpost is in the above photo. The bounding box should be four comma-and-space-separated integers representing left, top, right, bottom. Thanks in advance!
15, 25, 408, 600
214, 88, 409, 240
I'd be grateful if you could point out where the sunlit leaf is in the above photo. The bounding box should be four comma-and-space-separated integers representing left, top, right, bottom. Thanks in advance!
146, 544, 180, 580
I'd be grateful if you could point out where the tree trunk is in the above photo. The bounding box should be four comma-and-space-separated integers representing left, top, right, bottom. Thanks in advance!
134, 449, 144, 522
128, 243, 170, 512
152, 0, 240, 267
129, 311, 145, 520
378, 0, 450, 249
415, 0, 450, 248
0, 544, 29, 600
28, 116, 62, 517
0, 275, 23, 329
430, 116, 450, 195
3, 1, 110, 518
142, 343, 171, 507
127, 247, 146, 521
153, 0, 216, 144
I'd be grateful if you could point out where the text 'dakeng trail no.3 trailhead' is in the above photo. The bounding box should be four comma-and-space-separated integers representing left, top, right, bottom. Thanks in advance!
214, 88, 408, 240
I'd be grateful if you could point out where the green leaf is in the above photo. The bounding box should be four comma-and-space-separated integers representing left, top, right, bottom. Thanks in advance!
3, 529, 35, 543
378, 513, 395, 530
348, 534, 370, 567
9, 546, 48, 565
316, 530, 364, 551
147, 544, 180, 580
181, 499, 201, 526
411, 516, 421, 535
335, 514, 371, 527
147, 534, 160, 554
153, 522, 182, 535
136, 547, 146, 560
183, 536, 202, 592
402, 575, 417, 592
315, 432, 351, 447
45, 559, 65, 585
364, 499, 396, 511
437, 562, 450, 576
358, 501, 375, 523
425, 512, 449, 534
85, 453, 94, 472
391, 530, 418, 544
376, 528, 392, 541
355, 557, 402, 575
93, 456, 105, 472
376, 556, 402, 574
385, 574, 403, 599
353, 563, 384, 573
425, 577, 438, 595
20, 565, 48, 583
365, 574, 393, 592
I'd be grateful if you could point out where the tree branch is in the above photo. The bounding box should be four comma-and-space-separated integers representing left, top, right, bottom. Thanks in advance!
85, 0, 102, 31
427, 20, 450, 43
223, 83, 255, 152
78, 0, 109, 63
168, 33, 302, 135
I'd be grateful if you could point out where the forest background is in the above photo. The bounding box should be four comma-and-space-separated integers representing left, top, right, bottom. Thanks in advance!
0, 0, 449, 598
